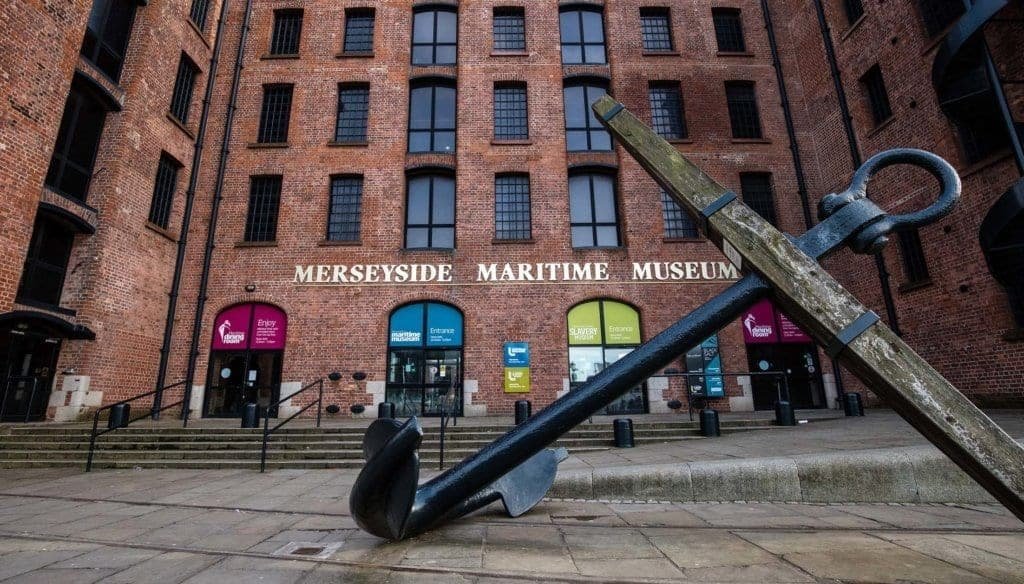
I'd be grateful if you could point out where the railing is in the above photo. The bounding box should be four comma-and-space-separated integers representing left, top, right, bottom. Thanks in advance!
259, 377, 324, 472
659, 370, 790, 420
0, 376, 41, 423
85, 380, 187, 472
436, 383, 459, 470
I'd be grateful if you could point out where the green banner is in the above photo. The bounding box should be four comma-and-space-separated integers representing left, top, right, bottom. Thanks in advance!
504, 367, 531, 393
567, 302, 602, 345
603, 301, 641, 344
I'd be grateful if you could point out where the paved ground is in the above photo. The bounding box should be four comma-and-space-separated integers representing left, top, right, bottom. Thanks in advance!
1, 409, 1022, 582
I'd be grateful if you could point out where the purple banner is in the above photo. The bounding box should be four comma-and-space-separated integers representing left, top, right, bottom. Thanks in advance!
211, 304, 287, 351
742, 299, 778, 344
777, 310, 811, 343
252, 304, 287, 349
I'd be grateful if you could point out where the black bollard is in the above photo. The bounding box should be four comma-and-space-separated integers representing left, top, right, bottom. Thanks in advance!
613, 418, 635, 448
844, 392, 865, 417
774, 400, 796, 426
241, 403, 260, 428
107, 403, 130, 430
514, 400, 532, 425
378, 402, 396, 419
699, 408, 721, 437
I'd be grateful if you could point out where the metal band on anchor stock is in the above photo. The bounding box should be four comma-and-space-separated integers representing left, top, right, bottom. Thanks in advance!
826, 311, 881, 358
599, 103, 625, 122
700, 191, 738, 232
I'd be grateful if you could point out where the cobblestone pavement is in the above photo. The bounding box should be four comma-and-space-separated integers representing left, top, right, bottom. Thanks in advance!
1, 467, 1024, 583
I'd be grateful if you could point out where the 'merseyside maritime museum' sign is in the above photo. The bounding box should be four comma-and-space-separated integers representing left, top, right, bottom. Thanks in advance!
293, 261, 739, 286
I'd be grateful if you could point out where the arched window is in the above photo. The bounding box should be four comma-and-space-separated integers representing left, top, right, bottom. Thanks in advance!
567, 300, 646, 414
205, 303, 287, 418
559, 7, 606, 64
412, 7, 458, 65
563, 81, 611, 151
569, 172, 620, 248
409, 80, 456, 153
386, 302, 464, 417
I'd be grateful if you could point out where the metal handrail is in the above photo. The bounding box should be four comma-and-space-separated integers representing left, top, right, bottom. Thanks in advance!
659, 370, 790, 420
259, 377, 324, 472
85, 380, 187, 472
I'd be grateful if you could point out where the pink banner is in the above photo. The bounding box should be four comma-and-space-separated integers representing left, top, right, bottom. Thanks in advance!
252, 304, 287, 349
211, 304, 252, 350
777, 311, 811, 343
211, 304, 287, 351
742, 299, 778, 343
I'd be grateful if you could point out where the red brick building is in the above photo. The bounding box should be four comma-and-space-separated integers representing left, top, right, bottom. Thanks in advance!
0, 0, 1020, 423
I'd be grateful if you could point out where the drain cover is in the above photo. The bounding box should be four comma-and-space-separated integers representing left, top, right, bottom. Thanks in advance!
272, 542, 343, 559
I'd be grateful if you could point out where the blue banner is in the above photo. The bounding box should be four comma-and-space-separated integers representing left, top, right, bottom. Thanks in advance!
389, 304, 424, 347
503, 342, 530, 367
425, 303, 462, 346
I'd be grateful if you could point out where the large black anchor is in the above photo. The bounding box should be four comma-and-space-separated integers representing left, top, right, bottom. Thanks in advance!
350, 100, 1024, 540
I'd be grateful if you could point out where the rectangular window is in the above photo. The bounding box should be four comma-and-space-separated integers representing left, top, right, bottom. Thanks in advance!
343, 8, 375, 53
495, 174, 531, 240
405, 174, 456, 249
257, 84, 293, 144
327, 176, 363, 242
898, 228, 930, 284
494, 83, 528, 140
661, 190, 698, 238
861, 65, 892, 126
559, 8, 606, 64
270, 10, 303, 55
80, 0, 138, 81
335, 84, 370, 143
640, 8, 673, 52
918, 0, 965, 37
16, 216, 75, 307
843, 0, 865, 23
45, 83, 109, 202
740, 173, 777, 227
412, 8, 458, 65
169, 53, 200, 125
408, 83, 456, 153
725, 81, 763, 139
189, 0, 210, 32
148, 153, 180, 229
493, 7, 526, 51
713, 8, 746, 53
569, 173, 620, 248
564, 83, 611, 151
954, 105, 1010, 164
245, 176, 282, 242
649, 82, 687, 140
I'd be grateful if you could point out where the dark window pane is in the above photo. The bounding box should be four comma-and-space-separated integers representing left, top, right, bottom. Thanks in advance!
343, 8, 375, 53
169, 54, 199, 124
740, 173, 777, 227
436, 11, 457, 43
725, 81, 762, 139
432, 227, 454, 248
270, 10, 302, 55
843, 0, 864, 23
954, 106, 1011, 164
80, 0, 137, 81
148, 153, 179, 229
661, 190, 698, 238
494, 83, 528, 140
17, 216, 76, 307
569, 173, 620, 248
861, 65, 892, 126
406, 228, 429, 249
45, 84, 108, 202
408, 82, 456, 153
245, 176, 281, 242
649, 82, 687, 140
918, 0, 965, 37
258, 85, 293, 143
190, 0, 211, 31
412, 8, 458, 65
405, 174, 456, 249
335, 84, 369, 142
495, 174, 531, 240
897, 228, 930, 284
560, 9, 606, 64
327, 176, 363, 241
640, 8, 673, 52
563, 83, 611, 151
713, 8, 746, 53
493, 7, 526, 51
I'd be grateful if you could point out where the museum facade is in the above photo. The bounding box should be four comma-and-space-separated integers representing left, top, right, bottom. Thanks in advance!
0, 0, 1021, 423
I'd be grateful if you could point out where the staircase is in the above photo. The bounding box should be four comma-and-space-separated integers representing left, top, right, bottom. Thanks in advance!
0, 419, 782, 470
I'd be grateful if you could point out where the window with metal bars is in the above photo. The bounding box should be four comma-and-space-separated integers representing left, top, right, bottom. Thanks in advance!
169, 53, 200, 125
640, 8, 673, 52
412, 8, 458, 65
405, 173, 456, 249
327, 176, 363, 242
189, 0, 211, 32
739, 173, 778, 227
842, 0, 864, 24
16, 216, 75, 307
343, 8, 375, 53
494, 83, 528, 140
712, 8, 746, 53
495, 174, 532, 240
649, 82, 687, 140
559, 8, 606, 64
245, 176, 282, 242
569, 173, 620, 248
45, 82, 109, 202
270, 10, 302, 55
897, 228, 930, 284
725, 81, 763, 139
257, 84, 293, 143
563, 82, 611, 151
917, 0, 965, 37
148, 153, 180, 229
661, 190, 698, 239
408, 81, 456, 153
335, 84, 369, 143
861, 65, 892, 126
493, 7, 526, 51
80, 0, 138, 81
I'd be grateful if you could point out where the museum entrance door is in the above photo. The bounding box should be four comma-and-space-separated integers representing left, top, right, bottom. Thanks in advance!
0, 326, 61, 422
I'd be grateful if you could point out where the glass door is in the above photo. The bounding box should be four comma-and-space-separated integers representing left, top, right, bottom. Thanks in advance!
422, 349, 462, 416
205, 351, 282, 417
601, 347, 646, 415
0, 328, 61, 422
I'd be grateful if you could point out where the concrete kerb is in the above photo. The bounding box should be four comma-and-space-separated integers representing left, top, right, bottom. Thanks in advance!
550, 442, 1009, 504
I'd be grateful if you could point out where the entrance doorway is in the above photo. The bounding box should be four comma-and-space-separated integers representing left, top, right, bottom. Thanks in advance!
0, 327, 61, 422
204, 303, 287, 418
567, 300, 647, 415
386, 302, 464, 417
746, 344, 824, 410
